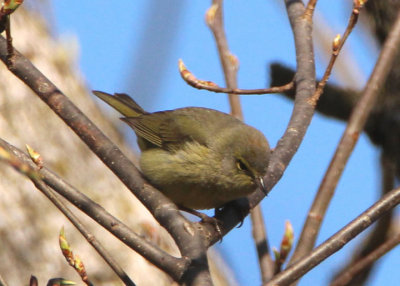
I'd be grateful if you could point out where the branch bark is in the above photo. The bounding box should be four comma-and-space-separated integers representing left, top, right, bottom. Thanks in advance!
0, 35, 211, 284
0, 140, 136, 286
0, 137, 188, 279
289, 7, 400, 266
206, 0, 317, 250
266, 185, 400, 285
331, 231, 400, 286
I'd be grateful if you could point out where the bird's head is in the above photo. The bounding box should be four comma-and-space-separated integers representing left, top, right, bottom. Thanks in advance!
214, 124, 271, 195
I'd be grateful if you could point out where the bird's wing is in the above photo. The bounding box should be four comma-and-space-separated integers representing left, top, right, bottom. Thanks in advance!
122, 109, 215, 150
121, 116, 165, 148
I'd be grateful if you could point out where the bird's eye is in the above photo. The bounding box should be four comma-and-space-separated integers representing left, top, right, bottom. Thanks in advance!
236, 159, 248, 171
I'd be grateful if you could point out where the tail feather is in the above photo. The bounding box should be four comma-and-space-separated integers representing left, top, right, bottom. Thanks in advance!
92, 90, 146, 117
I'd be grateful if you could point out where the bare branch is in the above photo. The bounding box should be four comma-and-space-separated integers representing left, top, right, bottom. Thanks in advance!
178, 59, 294, 95
290, 6, 400, 266
0, 137, 188, 280
204, 0, 317, 249
0, 36, 209, 283
331, 231, 400, 286
205, 1, 276, 282
270, 63, 360, 122
206, 0, 242, 118
304, 0, 317, 21
330, 150, 396, 285
250, 207, 274, 283
0, 141, 136, 286
266, 185, 400, 286
308, 2, 363, 106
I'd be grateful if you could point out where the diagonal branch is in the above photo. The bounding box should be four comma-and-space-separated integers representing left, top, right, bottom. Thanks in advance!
0, 137, 188, 280
308, 3, 363, 106
331, 230, 400, 286
0, 141, 136, 286
0, 35, 208, 283
329, 150, 396, 285
289, 6, 400, 266
266, 185, 400, 286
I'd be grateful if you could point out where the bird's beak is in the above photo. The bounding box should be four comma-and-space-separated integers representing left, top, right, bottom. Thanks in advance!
256, 176, 268, 195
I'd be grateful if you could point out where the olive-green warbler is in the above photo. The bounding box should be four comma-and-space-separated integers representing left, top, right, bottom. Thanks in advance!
93, 91, 270, 210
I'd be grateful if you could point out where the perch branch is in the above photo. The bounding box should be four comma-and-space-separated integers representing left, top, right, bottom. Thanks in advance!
0, 36, 209, 284
205, 0, 317, 250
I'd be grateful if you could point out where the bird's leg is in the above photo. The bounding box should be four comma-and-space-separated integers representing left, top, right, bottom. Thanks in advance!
178, 205, 223, 240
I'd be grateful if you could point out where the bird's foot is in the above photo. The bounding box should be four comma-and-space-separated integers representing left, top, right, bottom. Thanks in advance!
178, 205, 223, 241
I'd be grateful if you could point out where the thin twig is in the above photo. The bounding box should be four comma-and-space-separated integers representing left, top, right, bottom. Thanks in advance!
0, 0, 24, 63
330, 150, 396, 285
206, 0, 242, 118
250, 207, 274, 283
266, 185, 400, 286
206, 0, 275, 281
0, 145, 136, 286
331, 231, 400, 286
0, 137, 187, 279
0, 0, 23, 35
178, 59, 294, 95
289, 5, 400, 267
308, 2, 363, 106
5, 15, 13, 61
304, 0, 317, 21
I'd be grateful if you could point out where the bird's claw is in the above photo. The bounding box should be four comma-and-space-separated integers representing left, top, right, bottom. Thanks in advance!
178, 205, 224, 241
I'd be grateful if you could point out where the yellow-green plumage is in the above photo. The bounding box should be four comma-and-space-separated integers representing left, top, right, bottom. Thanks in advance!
93, 91, 270, 209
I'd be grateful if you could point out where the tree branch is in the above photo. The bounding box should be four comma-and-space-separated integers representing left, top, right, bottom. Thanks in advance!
0, 137, 188, 280
0, 141, 136, 286
289, 6, 400, 266
204, 0, 317, 248
308, 2, 363, 106
0, 35, 209, 284
266, 185, 400, 286
330, 150, 396, 285
250, 207, 274, 283
179, 59, 294, 95
206, 0, 241, 118
331, 231, 400, 286
206, 2, 275, 282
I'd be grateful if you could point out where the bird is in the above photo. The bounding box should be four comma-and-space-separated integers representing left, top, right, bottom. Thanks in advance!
93, 91, 270, 210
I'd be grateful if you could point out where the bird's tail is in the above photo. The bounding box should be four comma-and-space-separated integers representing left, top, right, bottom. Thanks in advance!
92, 90, 147, 117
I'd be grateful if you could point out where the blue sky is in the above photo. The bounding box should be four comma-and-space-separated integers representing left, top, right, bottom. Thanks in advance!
52, 1, 397, 285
